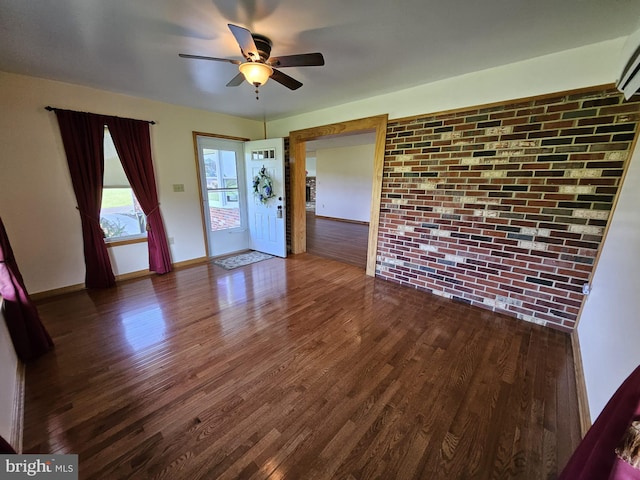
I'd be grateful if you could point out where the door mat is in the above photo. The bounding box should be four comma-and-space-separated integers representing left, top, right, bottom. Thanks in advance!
213, 251, 275, 270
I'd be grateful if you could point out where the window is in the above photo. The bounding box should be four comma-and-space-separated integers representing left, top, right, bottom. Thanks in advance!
100, 127, 146, 241
203, 148, 242, 231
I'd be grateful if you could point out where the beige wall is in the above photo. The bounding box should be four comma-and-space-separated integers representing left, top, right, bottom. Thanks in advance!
578, 140, 640, 421
0, 71, 263, 293
315, 144, 374, 222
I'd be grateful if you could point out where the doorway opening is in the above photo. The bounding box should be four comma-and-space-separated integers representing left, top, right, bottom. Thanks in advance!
289, 115, 388, 276
304, 132, 376, 269
193, 132, 287, 259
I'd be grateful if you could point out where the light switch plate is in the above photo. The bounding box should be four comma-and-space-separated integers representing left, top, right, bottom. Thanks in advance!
172, 184, 185, 192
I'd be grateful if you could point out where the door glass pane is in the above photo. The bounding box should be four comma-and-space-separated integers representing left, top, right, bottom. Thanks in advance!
204, 148, 241, 232
208, 190, 241, 230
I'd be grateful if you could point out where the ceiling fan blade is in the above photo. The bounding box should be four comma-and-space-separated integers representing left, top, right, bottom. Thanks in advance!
179, 53, 240, 65
270, 69, 303, 90
228, 24, 260, 61
226, 72, 245, 87
269, 53, 325, 68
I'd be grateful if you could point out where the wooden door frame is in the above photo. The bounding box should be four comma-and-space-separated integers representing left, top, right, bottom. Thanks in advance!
289, 114, 388, 276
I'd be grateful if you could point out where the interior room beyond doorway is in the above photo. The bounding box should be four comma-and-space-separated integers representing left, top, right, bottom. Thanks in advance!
304, 132, 375, 268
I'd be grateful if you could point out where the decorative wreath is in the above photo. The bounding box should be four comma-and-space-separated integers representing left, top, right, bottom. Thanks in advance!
253, 166, 276, 204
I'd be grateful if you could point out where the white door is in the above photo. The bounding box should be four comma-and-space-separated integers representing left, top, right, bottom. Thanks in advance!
195, 136, 249, 257
245, 138, 286, 257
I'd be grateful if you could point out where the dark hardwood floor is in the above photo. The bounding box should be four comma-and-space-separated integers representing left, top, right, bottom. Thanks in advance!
306, 210, 369, 269
25, 254, 580, 479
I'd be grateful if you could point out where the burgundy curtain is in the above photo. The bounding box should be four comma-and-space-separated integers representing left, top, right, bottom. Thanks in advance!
0, 434, 16, 454
559, 365, 640, 479
0, 218, 53, 362
105, 117, 172, 274
54, 110, 115, 288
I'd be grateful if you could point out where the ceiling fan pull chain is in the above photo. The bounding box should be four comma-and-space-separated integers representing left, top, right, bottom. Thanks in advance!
255, 85, 260, 100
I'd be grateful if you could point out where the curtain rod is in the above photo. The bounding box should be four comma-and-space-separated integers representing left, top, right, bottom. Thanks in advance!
44, 106, 156, 125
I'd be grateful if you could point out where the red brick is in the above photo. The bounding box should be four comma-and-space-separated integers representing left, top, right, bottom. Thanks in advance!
544, 120, 576, 129
490, 111, 517, 119
503, 117, 532, 126
600, 104, 640, 115
547, 102, 581, 112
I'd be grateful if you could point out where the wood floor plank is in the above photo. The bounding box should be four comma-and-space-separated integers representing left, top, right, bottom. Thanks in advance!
306, 211, 369, 268
24, 254, 580, 479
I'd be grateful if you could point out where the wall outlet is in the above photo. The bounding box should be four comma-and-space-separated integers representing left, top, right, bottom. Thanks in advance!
582, 283, 591, 295
168, 237, 175, 245
172, 184, 185, 192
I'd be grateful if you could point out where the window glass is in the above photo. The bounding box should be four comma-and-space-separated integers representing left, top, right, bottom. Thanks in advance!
100, 128, 147, 240
203, 148, 241, 231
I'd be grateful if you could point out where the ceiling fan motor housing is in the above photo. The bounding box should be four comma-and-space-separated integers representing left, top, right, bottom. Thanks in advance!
251, 34, 273, 62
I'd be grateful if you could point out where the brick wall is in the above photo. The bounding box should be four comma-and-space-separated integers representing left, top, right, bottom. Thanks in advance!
376, 87, 639, 331
306, 177, 317, 202
209, 207, 240, 230
284, 137, 291, 253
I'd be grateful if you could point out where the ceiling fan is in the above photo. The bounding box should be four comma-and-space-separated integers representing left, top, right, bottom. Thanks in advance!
179, 24, 325, 95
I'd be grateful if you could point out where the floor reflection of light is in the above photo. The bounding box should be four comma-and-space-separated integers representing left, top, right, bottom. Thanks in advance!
262, 459, 284, 480
121, 307, 166, 351
213, 261, 288, 336
216, 270, 248, 306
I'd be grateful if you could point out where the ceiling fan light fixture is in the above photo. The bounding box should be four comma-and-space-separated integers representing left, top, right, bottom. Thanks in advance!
238, 62, 273, 86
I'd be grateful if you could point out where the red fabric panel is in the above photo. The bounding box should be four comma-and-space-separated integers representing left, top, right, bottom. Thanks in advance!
54, 110, 115, 288
0, 218, 53, 361
609, 459, 640, 480
559, 365, 640, 479
105, 117, 172, 274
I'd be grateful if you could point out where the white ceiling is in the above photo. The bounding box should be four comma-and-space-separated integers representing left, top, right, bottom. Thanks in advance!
1, 0, 639, 122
